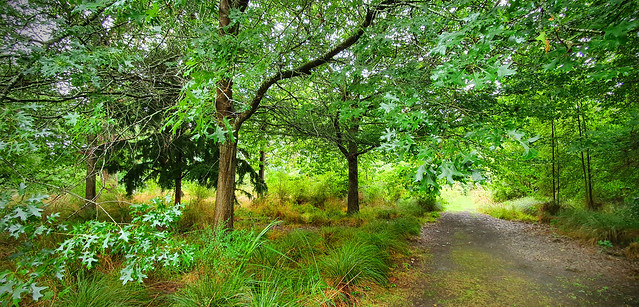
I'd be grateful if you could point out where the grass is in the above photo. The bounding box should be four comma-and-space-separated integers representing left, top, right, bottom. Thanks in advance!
480, 204, 538, 222
553, 206, 639, 245
456, 186, 639, 249
55, 273, 150, 307
440, 185, 480, 212
1, 170, 442, 306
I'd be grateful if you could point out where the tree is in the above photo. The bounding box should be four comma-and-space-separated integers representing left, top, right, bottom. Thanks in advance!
262, 74, 384, 214
171, 0, 409, 229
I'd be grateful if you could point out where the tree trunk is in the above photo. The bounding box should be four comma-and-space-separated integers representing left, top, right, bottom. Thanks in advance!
213, 140, 238, 229
213, 77, 238, 229
551, 118, 556, 206
175, 174, 182, 205
259, 150, 266, 182
211, 0, 247, 230
347, 141, 359, 215
576, 103, 595, 209
85, 134, 97, 205
175, 150, 182, 205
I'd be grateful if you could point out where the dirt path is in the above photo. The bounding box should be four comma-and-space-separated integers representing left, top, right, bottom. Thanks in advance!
408, 212, 639, 306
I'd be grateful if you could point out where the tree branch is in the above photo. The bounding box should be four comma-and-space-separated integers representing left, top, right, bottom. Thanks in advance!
235, 0, 399, 129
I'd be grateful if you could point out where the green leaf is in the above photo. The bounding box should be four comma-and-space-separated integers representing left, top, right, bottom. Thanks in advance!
416, 164, 427, 182
535, 31, 546, 42
13, 207, 29, 221
26, 205, 42, 218
18, 183, 27, 196
497, 63, 516, 78
380, 102, 397, 113
212, 126, 226, 143
62, 112, 80, 126
26, 194, 48, 203
118, 229, 130, 242
30, 283, 47, 301
384, 92, 400, 102
0, 278, 14, 295
438, 162, 464, 184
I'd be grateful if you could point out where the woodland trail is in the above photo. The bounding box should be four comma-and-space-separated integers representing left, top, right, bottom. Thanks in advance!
407, 212, 639, 306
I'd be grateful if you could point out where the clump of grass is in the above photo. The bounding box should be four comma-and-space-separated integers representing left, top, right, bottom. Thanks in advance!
179, 200, 215, 230
478, 196, 544, 223
319, 242, 389, 290
172, 271, 251, 306
480, 204, 538, 222
554, 207, 639, 244
56, 273, 149, 307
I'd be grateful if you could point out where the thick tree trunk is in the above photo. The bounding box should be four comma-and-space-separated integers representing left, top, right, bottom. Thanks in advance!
212, 0, 247, 230
214, 140, 238, 229
347, 141, 359, 215
85, 134, 97, 205
213, 77, 238, 229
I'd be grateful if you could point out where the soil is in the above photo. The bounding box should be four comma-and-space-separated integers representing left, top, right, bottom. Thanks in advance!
407, 211, 639, 306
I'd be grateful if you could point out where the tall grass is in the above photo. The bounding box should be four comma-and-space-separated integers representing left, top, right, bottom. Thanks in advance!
319, 242, 389, 289
56, 273, 149, 307
554, 206, 639, 244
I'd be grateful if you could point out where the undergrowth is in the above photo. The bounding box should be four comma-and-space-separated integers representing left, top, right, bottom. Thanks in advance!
0, 173, 438, 306
476, 190, 639, 249
553, 206, 639, 245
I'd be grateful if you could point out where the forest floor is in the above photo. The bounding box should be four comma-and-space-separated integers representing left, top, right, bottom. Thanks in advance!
399, 211, 639, 306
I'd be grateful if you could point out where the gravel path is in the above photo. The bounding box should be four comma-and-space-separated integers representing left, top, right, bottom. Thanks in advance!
409, 212, 639, 306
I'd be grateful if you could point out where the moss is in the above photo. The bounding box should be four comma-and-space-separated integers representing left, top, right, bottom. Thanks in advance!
419, 243, 554, 306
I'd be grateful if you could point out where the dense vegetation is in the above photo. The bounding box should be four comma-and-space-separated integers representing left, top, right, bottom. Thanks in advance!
1, 0, 637, 305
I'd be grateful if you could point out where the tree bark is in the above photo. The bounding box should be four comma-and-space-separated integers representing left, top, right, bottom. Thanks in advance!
213, 77, 238, 228
347, 140, 359, 215
214, 140, 238, 229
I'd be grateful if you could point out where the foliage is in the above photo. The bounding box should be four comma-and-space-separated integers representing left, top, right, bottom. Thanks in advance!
0, 192, 193, 304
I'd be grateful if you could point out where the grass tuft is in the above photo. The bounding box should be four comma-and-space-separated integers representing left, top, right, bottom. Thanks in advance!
56, 273, 149, 307
319, 242, 389, 289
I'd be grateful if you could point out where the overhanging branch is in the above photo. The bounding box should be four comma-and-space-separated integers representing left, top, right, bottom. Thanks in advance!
235, 0, 400, 129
